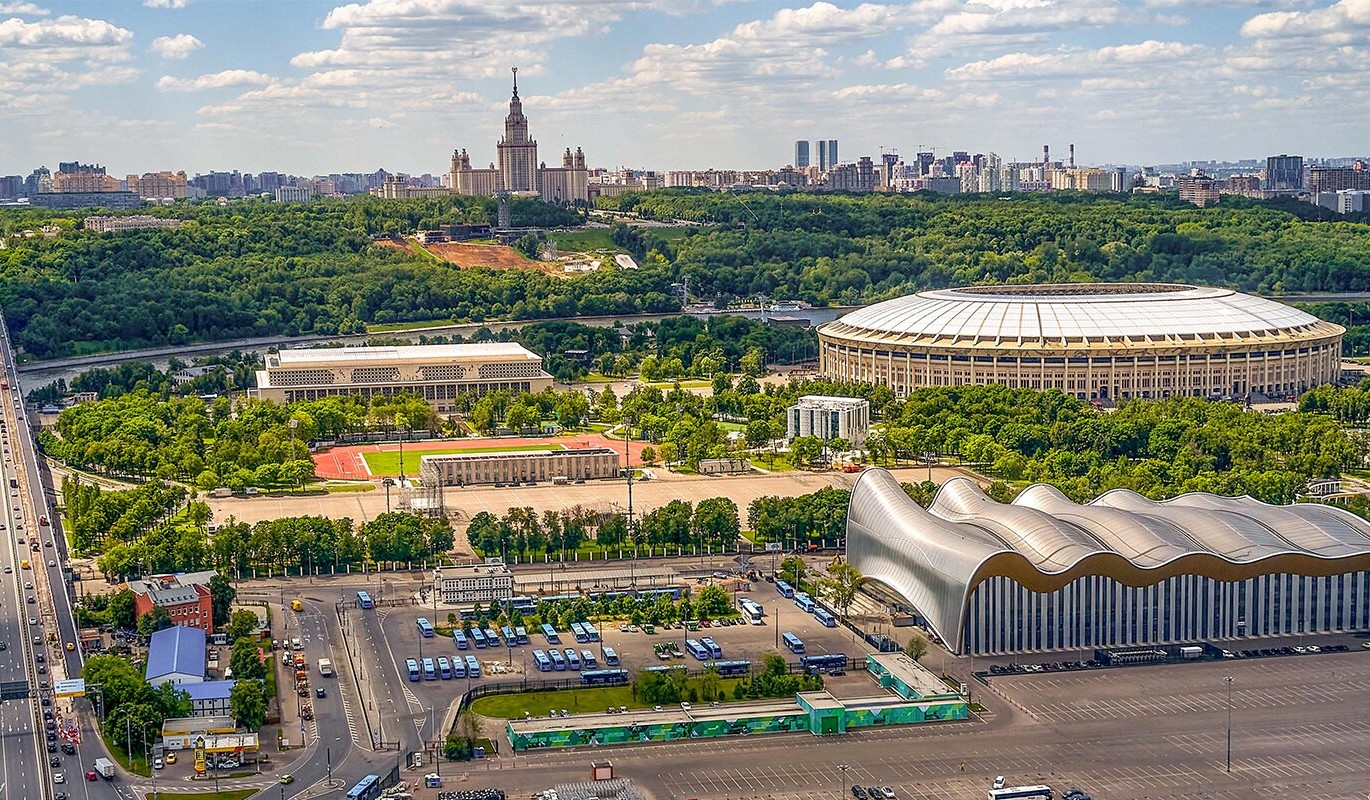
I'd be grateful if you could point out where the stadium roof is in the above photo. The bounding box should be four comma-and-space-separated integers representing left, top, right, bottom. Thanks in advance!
146, 625, 207, 683
846, 469, 1370, 653
824, 284, 1329, 343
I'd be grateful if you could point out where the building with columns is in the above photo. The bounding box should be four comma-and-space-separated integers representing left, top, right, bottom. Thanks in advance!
450, 68, 588, 205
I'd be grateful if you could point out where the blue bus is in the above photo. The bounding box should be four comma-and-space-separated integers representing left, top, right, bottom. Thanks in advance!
483, 627, 500, 647
452, 657, 467, 678
515, 626, 529, 644
684, 639, 710, 660
549, 649, 567, 670
501, 625, 517, 645
405, 658, 420, 682
800, 653, 847, 674
700, 637, 723, 658
541, 623, 560, 644
416, 617, 436, 638
602, 646, 619, 666
533, 649, 553, 671
564, 648, 581, 670
470, 628, 487, 649
738, 598, 764, 625
581, 650, 598, 669
580, 668, 630, 686
453, 630, 469, 649
464, 654, 481, 678
774, 580, 795, 599
782, 632, 805, 653
639, 587, 684, 600
584, 622, 601, 642
346, 775, 381, 800
356, 591, 375, 609
987, 786, 1054, 800
437, 656, 453, 679
707, 660, 751, 677
422, 657, 436, 680
813, 608, 837, 628
571, 622, 588, 643
510, 596, 536, 612
793, 592, 815, 612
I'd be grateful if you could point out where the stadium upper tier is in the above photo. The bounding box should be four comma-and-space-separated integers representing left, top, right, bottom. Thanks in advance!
847, 469, 1370, 653
817, 283, 1344, 401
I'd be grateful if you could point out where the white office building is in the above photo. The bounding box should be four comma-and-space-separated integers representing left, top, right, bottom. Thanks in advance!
786, 395, 870, 448
433, 561, 515, 606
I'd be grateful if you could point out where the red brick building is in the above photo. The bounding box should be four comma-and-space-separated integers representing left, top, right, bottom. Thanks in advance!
127, 571, 216, 633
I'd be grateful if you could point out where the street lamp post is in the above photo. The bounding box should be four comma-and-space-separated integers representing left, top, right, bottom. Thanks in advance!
1224, 675, 1235, 773
837, 763, 850, 799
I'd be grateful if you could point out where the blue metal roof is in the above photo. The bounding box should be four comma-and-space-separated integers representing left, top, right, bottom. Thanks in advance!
181, 680, 234, 702
145, 625, 207, 682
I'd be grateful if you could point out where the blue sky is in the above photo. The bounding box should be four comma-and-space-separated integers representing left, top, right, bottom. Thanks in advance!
1, 0, 1366, 177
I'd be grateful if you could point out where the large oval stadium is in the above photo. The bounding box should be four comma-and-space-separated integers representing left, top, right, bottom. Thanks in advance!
817, 283, 1344, 401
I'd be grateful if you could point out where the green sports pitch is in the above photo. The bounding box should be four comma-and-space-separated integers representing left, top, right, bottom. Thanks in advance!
362, 443, 563, 476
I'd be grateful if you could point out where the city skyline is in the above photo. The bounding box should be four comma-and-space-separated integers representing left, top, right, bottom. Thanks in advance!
2, 0, 1368, 175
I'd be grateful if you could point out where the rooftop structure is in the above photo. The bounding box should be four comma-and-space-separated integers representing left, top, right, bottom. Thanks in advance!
254, 342, 553, 413
146, 625, 207, 686
819, 283, 1343, 401
847, 469, 1370, 655
432, 562, 515, 605
418, 446, 619, 486
127, 571, 217, 633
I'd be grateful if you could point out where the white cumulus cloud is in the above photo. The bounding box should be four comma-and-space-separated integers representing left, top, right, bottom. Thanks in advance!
1241, 0, 1370, 41
157, 69, 272, 91
149, 33, 202, 59
143, 0, 189, 8
0, 2, 49, 15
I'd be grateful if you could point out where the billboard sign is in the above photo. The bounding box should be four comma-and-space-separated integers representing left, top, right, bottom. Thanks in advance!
53, 678, 86, 698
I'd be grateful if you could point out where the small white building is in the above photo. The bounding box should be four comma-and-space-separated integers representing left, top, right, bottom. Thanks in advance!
786, 395, 870, 448
433, 561, 514, 606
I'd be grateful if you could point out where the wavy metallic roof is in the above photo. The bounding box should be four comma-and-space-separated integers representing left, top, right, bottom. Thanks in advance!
820, 283, 1338, 345
847, 470, 1370, 653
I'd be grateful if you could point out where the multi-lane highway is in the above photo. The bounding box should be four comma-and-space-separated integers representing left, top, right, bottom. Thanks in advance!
0, 313, 120, 800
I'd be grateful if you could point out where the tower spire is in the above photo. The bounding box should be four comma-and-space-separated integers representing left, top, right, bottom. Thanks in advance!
512, 66, 519, 99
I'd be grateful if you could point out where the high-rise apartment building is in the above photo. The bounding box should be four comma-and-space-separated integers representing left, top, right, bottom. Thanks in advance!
1177, 173, 1219, 207
814, 139, 839, 172
1265, 154, 1304, 193
1309, 162, 1370, 193
794, 140, 810, 169
126, 171, 188, 199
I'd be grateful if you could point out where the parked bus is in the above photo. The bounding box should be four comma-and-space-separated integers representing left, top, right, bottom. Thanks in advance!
422, 657, 436, 680
405, 658, 420, 682
700, 637, 723, 658
452, 630, 469, 650
533, 649, 553, 672
583, 622, 601, 642
501, 625, 517, 645
452, 657, 467, 678
707, 660, 751, 677
580, 649, 598, 669
602, 646, 619, 666
510, 596, 536, 612
549, 649, 567, 670
515, 626, 529, 644
782, 632, 805, 653
464, 654, 480, 678
571, 622, 589, 643
684, 639, 710, 660
644, 664, 687, 674
579, 668, 630, 686
416, 617, 436, 638
793, 592, 816, 613
738, 598, 764, 625
774, 580, 795, 599
356, 591, 375, 609
470, 628, 487, 649
987, 786, 1054, 800
813, 608, 837, 628
564, 648, 581, 670
800, 653, 848, 674
437, 656, 453, 679
346, 775, 381, 800
541, 623, 560, 644
483, 627, 501, 647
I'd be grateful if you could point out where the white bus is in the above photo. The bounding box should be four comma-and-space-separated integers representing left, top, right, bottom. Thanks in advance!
988, 786, 1053, 800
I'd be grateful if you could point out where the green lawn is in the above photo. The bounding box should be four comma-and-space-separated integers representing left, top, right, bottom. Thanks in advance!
146, 790, 256, 800
325, 483, 375, 493
643, 379, 712, 389
469, 678, 746, 718
749, 452, 796, 472
547, 229, 620, 252
106, 739, 151, 777
363, 444, 562, 475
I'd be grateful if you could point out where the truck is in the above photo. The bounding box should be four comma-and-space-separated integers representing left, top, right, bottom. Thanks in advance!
93, 757, 116, 779
1179, 645, 1203, 660
211, 487, 233, 498
318, 658, 334, 677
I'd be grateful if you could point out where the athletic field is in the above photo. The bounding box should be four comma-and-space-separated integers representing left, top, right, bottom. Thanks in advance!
312, 434, 647, 479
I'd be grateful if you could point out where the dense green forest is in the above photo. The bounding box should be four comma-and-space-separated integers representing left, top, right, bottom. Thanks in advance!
7, 191, 1370, 359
